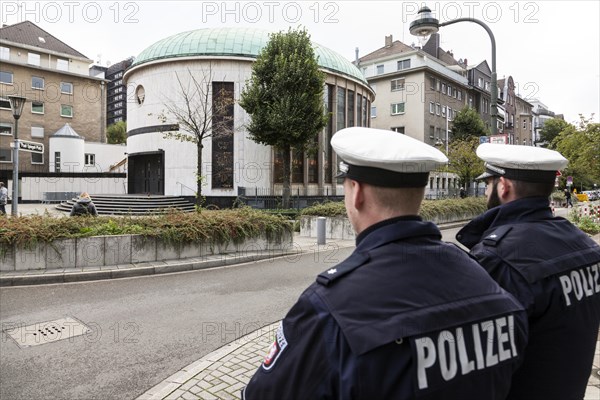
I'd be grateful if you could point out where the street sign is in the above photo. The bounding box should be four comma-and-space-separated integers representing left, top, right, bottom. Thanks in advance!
10, 140, 44, 154
479, 136, 490, 144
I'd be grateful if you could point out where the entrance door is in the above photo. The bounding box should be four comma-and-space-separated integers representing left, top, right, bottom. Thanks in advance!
128, 153, 164, 195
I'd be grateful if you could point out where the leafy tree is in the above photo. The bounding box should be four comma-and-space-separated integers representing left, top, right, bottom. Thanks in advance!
539, 118, 570, 148
552, 114, 600, 190
450, 107, 488, 141
240, 28, 328, 208
159, 67, 234, 207
107, 121, 127, 144
447, 136, 485, 193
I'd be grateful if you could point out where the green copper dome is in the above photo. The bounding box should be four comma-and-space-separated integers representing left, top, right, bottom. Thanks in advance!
132, 27, 367, 84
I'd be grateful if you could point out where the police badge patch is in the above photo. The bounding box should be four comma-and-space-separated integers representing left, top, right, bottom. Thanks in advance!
262, 321, 288, 371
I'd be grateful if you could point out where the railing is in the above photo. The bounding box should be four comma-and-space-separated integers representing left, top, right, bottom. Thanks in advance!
176, 181, 196, 196
236, 187, 343, 210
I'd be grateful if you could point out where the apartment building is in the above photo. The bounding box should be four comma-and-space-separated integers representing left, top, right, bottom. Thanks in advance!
358, 35, 468, 148
0, 21, 106, 179
515, 95, 534, 145
106, 57, 134, 127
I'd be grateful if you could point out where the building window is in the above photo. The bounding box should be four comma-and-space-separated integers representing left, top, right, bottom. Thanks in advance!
32, 152, 43, 164
447, 85, 452, 96
0, 122, 13, 135
458, 91, 462, 101
0, 97, 10, 109
391, 102, 405, 115
31, 126, 44, 138
436, 80, 441, 91
484, 81, 491, 91
135, 85, 145, 104
32, 76, 44, 90
0, 71, 13, 84
0, 148, 12, 163
371, 105, 377, 118
376, 64, 384, 75
61, 82, 73, 94
430, 76, 436, 90
28, 52, 40, 66
337, 87, 346, 129
436, 103, 441, 115
391, 78, 405, 91
429, 102, 435, 114
523, 119, 527, 129
356, 95, 362, 127
32, 102, 44, 114
397, 59, 410, 70
0, 46, 9, 60
347, 90, 355, 127
391, 127, 405, 134
60, 104, 73, 117
441, 106, 446, 118
429, 125, 435, 139
441, 83, 446, 93
448, 108, 453, 120
85, 153, 95, 166
56, 58, 69, 71
55, 152, 61, 172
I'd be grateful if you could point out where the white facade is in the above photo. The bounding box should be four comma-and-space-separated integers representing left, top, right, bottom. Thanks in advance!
126, 59, 272, 197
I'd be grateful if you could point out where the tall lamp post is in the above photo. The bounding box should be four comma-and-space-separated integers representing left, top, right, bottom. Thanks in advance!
7, 95, 27, 216
410, 6, 498, 136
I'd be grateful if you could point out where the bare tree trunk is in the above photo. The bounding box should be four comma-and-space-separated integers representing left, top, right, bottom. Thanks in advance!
196, 143, 203, 207
282, 145, 291, 209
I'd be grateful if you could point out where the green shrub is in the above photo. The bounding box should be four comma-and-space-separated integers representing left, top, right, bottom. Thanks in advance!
300, 198, 488, 221
0, 208, 291, 250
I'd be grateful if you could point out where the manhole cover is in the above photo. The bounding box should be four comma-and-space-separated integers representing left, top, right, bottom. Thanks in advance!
2, 317, 91, 348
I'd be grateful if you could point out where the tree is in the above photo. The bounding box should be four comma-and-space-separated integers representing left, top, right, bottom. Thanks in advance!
447, 137, 485, 193
552, 114, 600, 190
159, 67, 234, 207
107, 121, 127, 144
240, 28, 328, 208
450, 107, 488, 141
539, 118, 570, 148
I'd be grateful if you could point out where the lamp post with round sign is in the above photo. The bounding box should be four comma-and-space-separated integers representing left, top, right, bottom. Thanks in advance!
410, 6, 498, 136
7, 95, 27, 216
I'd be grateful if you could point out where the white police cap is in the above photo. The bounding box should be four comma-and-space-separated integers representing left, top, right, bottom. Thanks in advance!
476, 143, 568, 183
331, 127, 448, 188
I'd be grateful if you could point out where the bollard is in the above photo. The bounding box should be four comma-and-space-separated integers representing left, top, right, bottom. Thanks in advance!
317, 217, 326, 245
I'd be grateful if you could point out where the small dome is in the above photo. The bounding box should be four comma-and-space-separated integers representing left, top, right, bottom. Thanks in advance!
51, 123, 83, 139
131, 27, 367, 84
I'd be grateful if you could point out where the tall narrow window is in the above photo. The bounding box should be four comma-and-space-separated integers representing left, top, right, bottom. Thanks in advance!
0, 46, 9, 60
356, 95, 363, 127
55, 152, 61, 172
324, 84, 334, 183
85, 153, 95, 166
211, 82, 235, 189
347, 90, 355, 127
336, 87, 346, 130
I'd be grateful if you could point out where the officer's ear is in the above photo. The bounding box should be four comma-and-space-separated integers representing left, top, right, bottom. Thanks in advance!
347, 179, 365, 210
498, 177, 516, 202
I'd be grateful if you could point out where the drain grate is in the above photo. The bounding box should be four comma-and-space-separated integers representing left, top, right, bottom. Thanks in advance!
2, 317, 91, 348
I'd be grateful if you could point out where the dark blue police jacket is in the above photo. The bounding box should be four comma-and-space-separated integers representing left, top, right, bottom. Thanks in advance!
457, 197, 600, 400
243, 216, 528, 399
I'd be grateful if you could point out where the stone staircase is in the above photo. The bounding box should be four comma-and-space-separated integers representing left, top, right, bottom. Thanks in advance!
55, 194, 196, 215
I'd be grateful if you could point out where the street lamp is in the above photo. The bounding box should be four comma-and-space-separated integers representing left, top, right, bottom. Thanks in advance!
410, 6, 498, 136
7, 95, 26, 217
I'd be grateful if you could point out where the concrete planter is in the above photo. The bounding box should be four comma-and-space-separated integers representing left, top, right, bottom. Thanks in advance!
0, 231, 292, 272
300, 212, 479, 240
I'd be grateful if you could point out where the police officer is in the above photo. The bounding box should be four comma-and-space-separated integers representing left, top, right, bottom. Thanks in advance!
457, 143, 600, 400
243, 128, 528, 399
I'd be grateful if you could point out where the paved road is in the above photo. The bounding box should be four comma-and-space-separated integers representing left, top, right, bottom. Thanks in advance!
0, 241, 355, 400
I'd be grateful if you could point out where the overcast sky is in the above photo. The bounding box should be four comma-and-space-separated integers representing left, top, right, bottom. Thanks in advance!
2, 1, 599, 124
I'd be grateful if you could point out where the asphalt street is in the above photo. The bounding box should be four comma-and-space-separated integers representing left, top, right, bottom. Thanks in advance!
0, 227, 463, 400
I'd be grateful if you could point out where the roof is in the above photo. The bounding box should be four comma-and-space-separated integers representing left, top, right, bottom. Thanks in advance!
357, 40, 416, 63
0, 21, 88, 59
131, 27, 367, 84
52, 123, 83, 139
